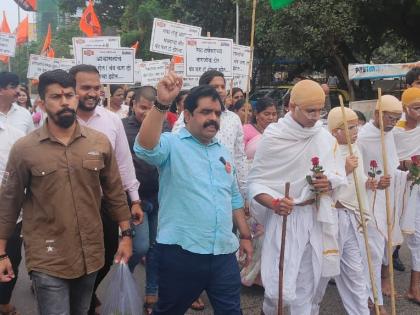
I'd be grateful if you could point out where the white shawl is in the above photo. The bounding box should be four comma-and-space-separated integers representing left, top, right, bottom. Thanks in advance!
357, 121, 408, 244
248, 113, 347, 279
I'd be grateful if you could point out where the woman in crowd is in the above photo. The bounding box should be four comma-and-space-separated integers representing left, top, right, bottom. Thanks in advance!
16, 85, 32, 112
167, 90, 189, 128
108, 85, 130, 118
240, 97, 278, 287
232, 99, 252, 125
225, 87, 245, 110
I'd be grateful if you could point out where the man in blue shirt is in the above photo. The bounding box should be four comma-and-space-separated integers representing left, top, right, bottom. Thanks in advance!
135, 69, 252, 315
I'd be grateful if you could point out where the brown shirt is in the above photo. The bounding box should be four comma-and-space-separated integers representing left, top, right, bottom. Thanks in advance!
0, 122, 131, 279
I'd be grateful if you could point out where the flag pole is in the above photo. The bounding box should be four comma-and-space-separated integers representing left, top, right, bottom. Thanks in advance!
377, 88, 397, 315
339, 95, 380, 315
244, 0, 256, 125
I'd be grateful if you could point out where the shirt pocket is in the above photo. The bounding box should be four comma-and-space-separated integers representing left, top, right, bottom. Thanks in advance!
29, 164, 59, 201
82, 158, 105, 187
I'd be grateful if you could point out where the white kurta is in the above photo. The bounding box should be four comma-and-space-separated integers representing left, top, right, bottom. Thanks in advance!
394, 124, 420, 270
247, 113, 346, 314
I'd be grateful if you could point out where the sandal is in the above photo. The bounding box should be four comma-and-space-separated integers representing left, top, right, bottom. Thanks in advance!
190, 298, 205, 311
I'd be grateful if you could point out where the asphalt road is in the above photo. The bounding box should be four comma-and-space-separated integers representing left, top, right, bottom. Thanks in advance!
10, 244, 420, 314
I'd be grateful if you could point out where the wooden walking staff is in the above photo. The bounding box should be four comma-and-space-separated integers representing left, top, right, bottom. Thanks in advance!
244, 0, 257, 124
339, 96, 380, 315
377, 88, 397, 315
278, 182, 290, 315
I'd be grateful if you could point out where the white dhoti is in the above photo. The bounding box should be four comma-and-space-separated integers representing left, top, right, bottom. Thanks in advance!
367, 222, 386, 306
407, 186, 420, 271
312, 208, 370, 315
262, 206, 322, 315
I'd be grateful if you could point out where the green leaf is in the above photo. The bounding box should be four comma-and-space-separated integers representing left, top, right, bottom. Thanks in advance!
306, 175, 313, 185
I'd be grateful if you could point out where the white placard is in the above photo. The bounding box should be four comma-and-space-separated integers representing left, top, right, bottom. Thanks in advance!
134, 59, 143, 83
72, 36, 121, 64
233, 76, 249, 92
150, 18, 202, 56
27, 54, 76, 79
81, 48, 135, 84
233, 44, 252, 77
138, 59, 170, 87
0, 32, 16, 57
348, 62, 420, 80
174, 64, 199, 90
184, 37, 233, 78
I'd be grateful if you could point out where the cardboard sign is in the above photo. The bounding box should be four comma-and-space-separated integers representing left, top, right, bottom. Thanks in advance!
134, 59, 143, 83
150, 18, 201, 56
72, 36, 121, 64
174, 64, 199, 90
0, 32, 16, 57
27, 54, 76, 79
138, 59, 170, 87
81, 48, 135, 84
233, 44, 252, 77
349, 62, 420, 80
184, 37, 233, 78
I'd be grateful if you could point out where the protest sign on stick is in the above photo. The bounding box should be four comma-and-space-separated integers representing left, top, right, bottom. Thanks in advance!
174, 64, 199, 90
233, 44, 252, 90
134, 59, 144, 84
0, 32, 16, 57
184, 36, 233, 78
138, 59, 170, 87
150, 18, 201, 56
81, 48, 135, 84
27, 54, 76, 79
72, 36, 121, 64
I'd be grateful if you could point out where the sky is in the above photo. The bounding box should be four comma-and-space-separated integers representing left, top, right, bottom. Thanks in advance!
0, 0, 37, 31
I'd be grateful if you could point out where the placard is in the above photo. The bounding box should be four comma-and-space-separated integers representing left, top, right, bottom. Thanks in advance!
184, 37, 233, 78
27, 54, 76, 79
233, 44, 252, 77
233, 76, 249, 92
150, 18, 201, 56
81, 48, 135, 84
174, 64, 199, 90
0, 32, 16, 57
72, 36, 121, 64
134, 59, 143, 83
138, 59, 170, 87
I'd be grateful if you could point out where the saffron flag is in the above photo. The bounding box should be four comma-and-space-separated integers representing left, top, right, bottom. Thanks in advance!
270, 0, 294, 10
171, 55, 184, 64
0, 11, 11, 64
13, 0, 37, 11
131, 41, 140, 52
40, 24, 55, 58
80, 0, 102, 37
15, 16, 29, 45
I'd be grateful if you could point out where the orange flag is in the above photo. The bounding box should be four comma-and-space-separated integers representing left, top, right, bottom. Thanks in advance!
171, 55, 184, 64
0, 11, 11, 64
80, 0, 101, 37
131, 41, 140, 52
40, 23, 55, 58
15, 16, 29, 45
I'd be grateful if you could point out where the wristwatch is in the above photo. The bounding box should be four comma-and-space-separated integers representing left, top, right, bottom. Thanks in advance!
154, 99, 171, 112
121, 228, 134, 238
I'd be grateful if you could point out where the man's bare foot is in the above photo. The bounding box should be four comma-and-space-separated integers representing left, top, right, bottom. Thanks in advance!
0, 304, 20, 315
406, 271, 420, 304
382, 275, 392, 297
190, 298, 205, 311
378, 305, 389, 315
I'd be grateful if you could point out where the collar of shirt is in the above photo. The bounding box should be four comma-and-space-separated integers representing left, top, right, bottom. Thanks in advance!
178, 127, 220, 146
0, 103, 18, 117
38, 120, 87, 144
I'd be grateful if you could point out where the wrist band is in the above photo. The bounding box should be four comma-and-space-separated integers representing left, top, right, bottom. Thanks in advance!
154, 100, 170, 112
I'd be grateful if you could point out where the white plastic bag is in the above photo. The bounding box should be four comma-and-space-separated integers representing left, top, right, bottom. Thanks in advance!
101, 262, 143, 315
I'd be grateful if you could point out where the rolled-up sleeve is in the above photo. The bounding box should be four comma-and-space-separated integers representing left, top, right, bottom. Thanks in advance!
133, 133, 171, 167
0, 142, 28, 239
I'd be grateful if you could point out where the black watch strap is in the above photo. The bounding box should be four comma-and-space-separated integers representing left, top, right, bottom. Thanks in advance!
154, 100, 171, 112
121, 228, 134, 238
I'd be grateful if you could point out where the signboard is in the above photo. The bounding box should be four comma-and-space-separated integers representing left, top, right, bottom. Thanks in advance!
174, 64, 199, 90
138, 59, 170, 87
72, 36, 121, 64
134, 59, 143, 83
232, 44, 252, 91
0, 33, 16, 57
81, 48, 135, 84
349, 62, 420, 80
27, 54, 76, 79
150, 18, 201, 56
233, 76, 249, 92
184, 37, 233, 78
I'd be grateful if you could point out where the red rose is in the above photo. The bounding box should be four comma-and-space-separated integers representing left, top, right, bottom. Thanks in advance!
370, 160, 378, 168
311, 157, 320, 166
411, 156, 419, 164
